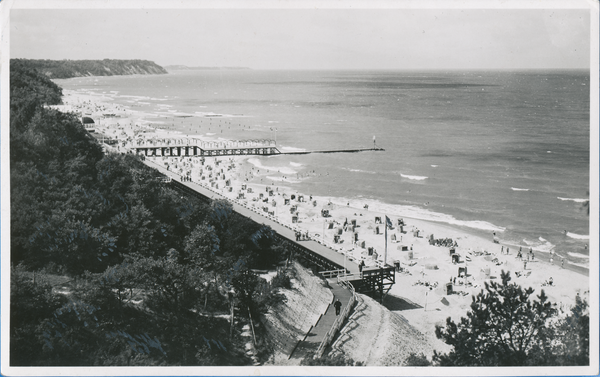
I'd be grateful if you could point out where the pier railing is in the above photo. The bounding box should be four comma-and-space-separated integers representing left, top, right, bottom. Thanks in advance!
319, 269, 347, 279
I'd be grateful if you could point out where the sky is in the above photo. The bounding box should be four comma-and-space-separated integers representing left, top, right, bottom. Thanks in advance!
9, 6, 591, 70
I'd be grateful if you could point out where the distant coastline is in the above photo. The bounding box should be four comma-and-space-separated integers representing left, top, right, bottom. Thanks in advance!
12, 58, 167, 79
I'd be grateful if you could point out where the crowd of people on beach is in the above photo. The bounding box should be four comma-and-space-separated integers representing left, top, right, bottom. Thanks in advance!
66, 91, 585, 296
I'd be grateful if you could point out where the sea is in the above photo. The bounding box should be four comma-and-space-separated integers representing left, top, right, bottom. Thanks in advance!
55, 69, 591, 266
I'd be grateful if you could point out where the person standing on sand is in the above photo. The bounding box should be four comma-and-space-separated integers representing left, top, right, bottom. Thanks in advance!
334, 299, 342, 316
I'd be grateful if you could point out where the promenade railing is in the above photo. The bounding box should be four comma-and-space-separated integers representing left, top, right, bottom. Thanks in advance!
319, 269, 346, 279
314, 279, 356, 359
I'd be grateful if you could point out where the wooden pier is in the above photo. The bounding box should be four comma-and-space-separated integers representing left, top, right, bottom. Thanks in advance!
134, 137, 384, 157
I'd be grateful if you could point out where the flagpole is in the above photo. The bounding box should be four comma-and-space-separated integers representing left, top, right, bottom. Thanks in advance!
384, 216, 388, 267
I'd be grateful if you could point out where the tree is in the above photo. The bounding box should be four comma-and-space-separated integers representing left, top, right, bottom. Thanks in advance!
300, 352, 363, 366
434, 270, 557, 366
550, 295, 589, 366
404, 352, 432, 366
10, 266, 67, 366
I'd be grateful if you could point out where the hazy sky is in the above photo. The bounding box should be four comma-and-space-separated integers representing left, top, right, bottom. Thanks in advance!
10, 7, 591, 70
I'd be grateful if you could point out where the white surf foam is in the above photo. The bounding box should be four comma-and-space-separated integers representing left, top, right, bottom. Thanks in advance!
342, 168, 376, 175
266, 176, 302, 183
289, 162, 303, 167
400, 173, 428, 181
511, 187, 530, 191
557, 197, 588, 203
321, 197, 505, 233
247, 158, 297, 175
521, 238, 556, 252
566, 232, 589, 240
120, 95, 150, 100
567, 252, 589, 259
431, 165, 438, 168
569, 261, 588, 269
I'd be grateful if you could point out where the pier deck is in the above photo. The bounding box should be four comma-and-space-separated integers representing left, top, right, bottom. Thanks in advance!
135, 141, 384, 157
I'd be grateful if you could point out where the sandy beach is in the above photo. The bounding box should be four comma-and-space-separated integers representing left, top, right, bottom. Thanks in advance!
56, 88, 590, 357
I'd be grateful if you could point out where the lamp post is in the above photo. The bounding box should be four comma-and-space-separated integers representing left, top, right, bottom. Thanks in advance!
344, 251, 347, 279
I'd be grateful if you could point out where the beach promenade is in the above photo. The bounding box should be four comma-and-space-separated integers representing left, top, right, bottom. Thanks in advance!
290, 278, 353, 360
142, 158, 361, 274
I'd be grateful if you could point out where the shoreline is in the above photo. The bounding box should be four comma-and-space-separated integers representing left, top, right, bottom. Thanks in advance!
55, 87, 590, 357
55, 86, 590, 274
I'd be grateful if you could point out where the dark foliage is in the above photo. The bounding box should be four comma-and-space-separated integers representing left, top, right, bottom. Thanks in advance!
10, 62, 291, 366
404, 352, 432, 366
434, 270, 589, 366
10, 266, 68, 366
550, 295, 589, 366
13, 58, 167, 79
270, 270, 292, 290
300, 352, 363, 366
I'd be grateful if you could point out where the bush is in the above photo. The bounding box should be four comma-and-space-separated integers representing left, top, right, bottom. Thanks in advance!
404, 352, 431, 366
301, 352, 363, 366
270, 270, 291, 290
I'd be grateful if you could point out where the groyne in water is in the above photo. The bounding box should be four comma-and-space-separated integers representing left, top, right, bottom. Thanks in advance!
280, 147, 385, 155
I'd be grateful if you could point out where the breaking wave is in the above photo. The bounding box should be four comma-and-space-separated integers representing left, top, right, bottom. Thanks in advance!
557, 197, 588, 203
400, 174, 428, 181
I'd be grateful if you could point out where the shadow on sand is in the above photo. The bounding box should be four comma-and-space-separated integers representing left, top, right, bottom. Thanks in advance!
381, 294, 423, 311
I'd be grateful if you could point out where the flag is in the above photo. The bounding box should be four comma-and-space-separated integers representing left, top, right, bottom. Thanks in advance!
384, 216, 390, 266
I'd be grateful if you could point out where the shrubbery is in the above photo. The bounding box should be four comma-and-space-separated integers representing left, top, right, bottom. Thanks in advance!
9, 60, 290, 366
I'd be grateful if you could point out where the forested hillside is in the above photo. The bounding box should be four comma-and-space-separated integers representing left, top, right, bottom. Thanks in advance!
10, 60, 291, 366
13, 58, 167, 79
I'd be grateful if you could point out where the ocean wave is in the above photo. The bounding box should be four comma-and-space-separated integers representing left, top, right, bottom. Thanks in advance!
511, 187, 530, 191
400, 173, 428, 181
342, 168, 377, 175
290, 162, 303, 167
206, 133, 216, 136
247, 158, 297, 175
320, 197, 505, 233
569, 261, 588, 269
566, 232, 589, 240
557, 197, 588, 203
567, 251, 589, 259
120, 95, 150, 100
521, 238, 556, 252
266, 176, 301, 183
431, 165, 438, 168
